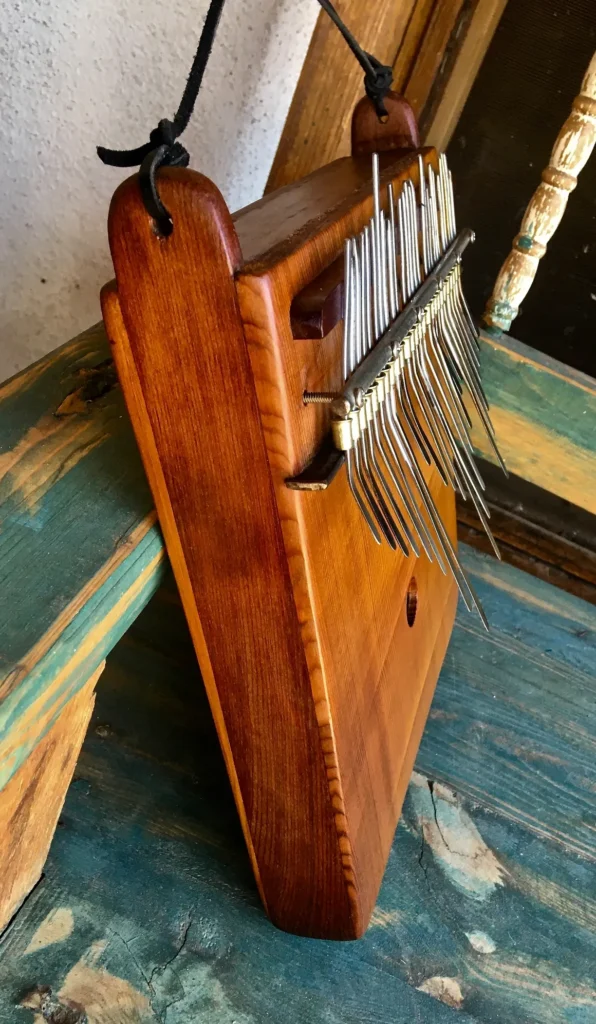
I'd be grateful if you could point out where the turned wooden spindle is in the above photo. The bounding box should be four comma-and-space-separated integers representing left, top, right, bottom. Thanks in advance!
484, 51, 596, 335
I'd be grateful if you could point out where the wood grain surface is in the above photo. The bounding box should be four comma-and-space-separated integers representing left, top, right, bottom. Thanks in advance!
473, 330, 596, 514
0, 329, 165, 794
458, 457, 596, 605
0, 666, 101, 933
2, 546, 595, 1023
266, 0, 419, 192
104, 146, 458, 938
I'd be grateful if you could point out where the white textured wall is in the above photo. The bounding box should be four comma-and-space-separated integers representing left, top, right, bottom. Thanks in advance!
1, 0, 318, 380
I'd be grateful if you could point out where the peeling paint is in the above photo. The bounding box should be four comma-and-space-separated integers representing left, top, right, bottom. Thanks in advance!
417, 975, 464, 1008
22, 940, 154, 1024
410, 772, 507, 900
369, 907, 402, 929
24, 908, 74, 955
466, 930, 496, 954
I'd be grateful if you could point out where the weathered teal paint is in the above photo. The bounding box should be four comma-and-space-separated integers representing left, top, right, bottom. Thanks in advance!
479, 332, 596, 457
2, 549, 595, 1024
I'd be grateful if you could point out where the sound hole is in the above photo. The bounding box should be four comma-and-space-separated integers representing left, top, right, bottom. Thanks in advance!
406, 577, 418, 627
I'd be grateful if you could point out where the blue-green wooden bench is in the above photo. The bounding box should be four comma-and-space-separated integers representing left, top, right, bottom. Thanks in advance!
1, 322, 595, 1022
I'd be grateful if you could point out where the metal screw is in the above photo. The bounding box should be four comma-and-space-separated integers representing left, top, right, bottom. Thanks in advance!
303, 391, 339, 405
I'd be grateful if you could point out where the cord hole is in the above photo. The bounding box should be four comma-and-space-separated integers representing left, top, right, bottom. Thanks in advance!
406, 576, 418, 627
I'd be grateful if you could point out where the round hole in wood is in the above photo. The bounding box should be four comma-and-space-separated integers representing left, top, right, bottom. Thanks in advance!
406, 576, 418, 627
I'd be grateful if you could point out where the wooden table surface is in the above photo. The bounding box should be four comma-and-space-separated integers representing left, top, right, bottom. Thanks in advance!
2, 544, 595, 1024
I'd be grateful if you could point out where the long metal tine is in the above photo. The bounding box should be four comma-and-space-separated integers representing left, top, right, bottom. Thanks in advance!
378, 375, 447, 569
369, 397, 419, 556
387, 380, 489, 628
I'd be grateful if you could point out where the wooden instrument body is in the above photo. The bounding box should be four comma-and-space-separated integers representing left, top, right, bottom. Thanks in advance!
102, 142, 458, 939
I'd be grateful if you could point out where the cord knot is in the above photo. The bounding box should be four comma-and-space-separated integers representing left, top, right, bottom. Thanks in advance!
363, 55, 394, 119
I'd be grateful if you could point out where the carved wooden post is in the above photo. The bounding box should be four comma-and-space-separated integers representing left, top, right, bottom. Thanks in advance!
484, 51, 596, 335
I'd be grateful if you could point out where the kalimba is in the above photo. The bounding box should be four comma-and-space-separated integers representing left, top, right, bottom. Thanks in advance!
101, 91, 504, 939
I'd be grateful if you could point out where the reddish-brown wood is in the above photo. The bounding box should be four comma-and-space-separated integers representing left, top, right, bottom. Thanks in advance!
103, 139, 457, 938
352, 91, 420, 156
290, 255, 344, 340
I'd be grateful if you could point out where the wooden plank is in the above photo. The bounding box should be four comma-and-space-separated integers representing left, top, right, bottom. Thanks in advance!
474, 331, 596, 515
419, 545, 596, 861
457, 458, 596, 605
2, 548, 595, 1022
424, 0, 509, 150
402, 0, 468, 121
0, 326, 165, 793
0, 666, 101, 933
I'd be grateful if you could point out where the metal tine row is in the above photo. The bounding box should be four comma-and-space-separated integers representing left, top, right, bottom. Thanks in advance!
340, 152, 511, 628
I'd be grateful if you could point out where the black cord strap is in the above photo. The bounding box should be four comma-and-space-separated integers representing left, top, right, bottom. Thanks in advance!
316, 0, 393, 118
98, 0, 393, 235
98, 0, 226, 235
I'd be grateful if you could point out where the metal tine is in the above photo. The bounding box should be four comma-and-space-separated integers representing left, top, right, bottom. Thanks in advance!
406, 335, 459, 489
394, 183, 451, 482
377, 374, 447, 569
372, 155, 383, 340
341, 241, 382, 544
348, 240, 384, 535
360, 408, 408, 553
418, 155, 430, 279
361, 185, 438, 559
345, 215, 408, 550
386, 372, 489, 628
367, 399, 416, 556
428, 314, 481, 467
433, 164, 505, 465
398, 191, 454, 486
405, 184, 459, 489
418, 335, 498, 530
407, 181, 421, 289
435, 164, 483, 376
387, 185, 400, 320
362, 226, 373, 354
380, 211, 390, 332
364, 164, 420, 554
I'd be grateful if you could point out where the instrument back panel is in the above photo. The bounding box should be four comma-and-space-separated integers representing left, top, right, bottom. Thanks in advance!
103, 146, 457, 939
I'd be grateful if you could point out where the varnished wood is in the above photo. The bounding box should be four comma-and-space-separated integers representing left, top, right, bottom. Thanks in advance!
290, 254, 344, 339
484, 51, 596, 333
0, 665, 101, 932
351, 91, 419, 156
103, 148, 457, 939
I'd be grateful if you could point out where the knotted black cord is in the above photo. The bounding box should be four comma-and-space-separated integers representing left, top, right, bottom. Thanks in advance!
316, 0, 393, 118
97, 0, 227, 236
97, 0, 393, 235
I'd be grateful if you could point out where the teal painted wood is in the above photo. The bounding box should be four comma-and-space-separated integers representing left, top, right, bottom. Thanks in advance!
479, 331, 596, 455
0, 324, 157, 686
1, 550, 595, 1024
0, 324, 166, 788
418, 545, 596, 861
